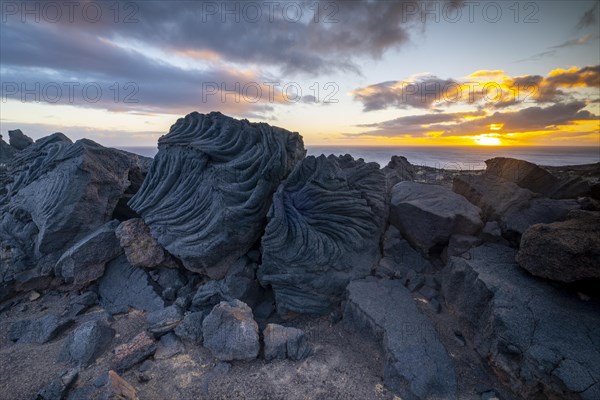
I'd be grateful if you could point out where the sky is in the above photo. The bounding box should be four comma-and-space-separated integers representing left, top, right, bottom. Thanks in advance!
0, 0, 599, 147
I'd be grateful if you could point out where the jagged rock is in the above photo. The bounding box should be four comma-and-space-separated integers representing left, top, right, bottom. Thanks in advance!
202, 300, 259, 361
485, 157, 559, 195
111, 332, 157, 372
442, 234, 482, 263
263, 324, 311, 361
60, 320, 114, 367
36, 369, 78, 400
98, 255, 164, 315
377, 226, 432, 279
128, 112, 305, 279
154, 332, 185, 360
115, 218, 178, 269
517, 211, 600, 282
0, 134, 16, 164
453, 174, 578, 243
174, 311, 207, 344
390, 181, 483, 255
146, 305, 183, 336
191, 255, 262, 311
54, 220, 122, 285
485, 157, 592, 199
345, 278, 457, 399
63, 291, 99, 318
9, 314, 72, 343
8, 129, 34, 150
259, 155, 386, 315
77, 371, 140, 400
480, 221, 504, 243
383, 155, 415, 189
0, 132, 152, 298
442, 243, 600, 399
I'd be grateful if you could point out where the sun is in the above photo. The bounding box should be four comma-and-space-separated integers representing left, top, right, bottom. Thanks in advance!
474, 134, 502, 146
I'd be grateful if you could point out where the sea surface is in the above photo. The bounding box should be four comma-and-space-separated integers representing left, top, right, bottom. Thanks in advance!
118, 146, 600, 171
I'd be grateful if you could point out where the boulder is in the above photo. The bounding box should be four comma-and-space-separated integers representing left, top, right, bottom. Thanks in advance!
191, 255, 262, 311
115, 218, 178, 269
128, 112, 305, 279
98, 255, 164, 315
36, 369, 78, 400
59, 320, 114, 367
390, 181, 483, 254
63, 291, 99, 318
202, 300, 259, 361
111, 331, 157, 372
517, 211, 600, 282
376, 225, 433, 279
54, 220, 122, 285
174, 311, 207, 344
485, 157, 558, 195
8, 129, 34, 150
0, 132, 152, 297
442, 243, 600, 399
9, 314, 72, 344
259, 155, 386, 315
485, 157, 592, 199
383, 155, 415, 189
0, 134, 16, 164
263, 324, 311, 361
345, 279, 457, 399
146, 305, 183, 336
453, 174, 578, 243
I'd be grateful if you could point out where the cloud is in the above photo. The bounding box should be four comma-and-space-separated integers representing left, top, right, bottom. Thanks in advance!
0, 1, 438, 77
348, 101, 597, 139
550, 33, 599, 49
351, 65, 600, 111
576, 3, 599, 30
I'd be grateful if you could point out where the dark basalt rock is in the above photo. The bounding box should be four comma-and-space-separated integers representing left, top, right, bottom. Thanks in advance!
8, 129, 34, 151
128, 112, 305, 279
9, 314, 72, 344
258, 154, 386, 315
111, 332, 157, 372
0, 134, 16, 165
452, 174, 579, 244
390, 181, 483, 255
517, 210, 600, 282
54, 220, 122, 286
383, 155, 415, 189
0, 132, 152, 297
263, 324, 311, 361
485, 157, 594, 199
202, 299, 260, 361
442, 243, 600, 399
98, 255, 164, 315
59, 320, 115, 367
345, 278, 457, 400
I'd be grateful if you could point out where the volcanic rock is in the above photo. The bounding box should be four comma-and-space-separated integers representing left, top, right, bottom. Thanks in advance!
442, 243, 600, 399
390, 181, 483, 255
517, 210, 600, 282
202, 300, 260, 361
259, 154, 386, 315
345, 278, 457, 399
128, 112, 305, 279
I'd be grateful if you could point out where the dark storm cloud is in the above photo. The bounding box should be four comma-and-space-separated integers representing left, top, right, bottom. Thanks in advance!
0, 0, 441, 114
1, 0, 435, 75
349, 101, 597, 138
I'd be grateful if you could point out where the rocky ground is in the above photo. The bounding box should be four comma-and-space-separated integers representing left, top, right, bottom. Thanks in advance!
1, 114, 599, 400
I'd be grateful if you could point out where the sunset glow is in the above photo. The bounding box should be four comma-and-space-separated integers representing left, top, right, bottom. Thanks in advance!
0, 1, 598, 149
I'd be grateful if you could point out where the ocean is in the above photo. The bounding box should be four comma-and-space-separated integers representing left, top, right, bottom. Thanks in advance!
118, 146, 600, 171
